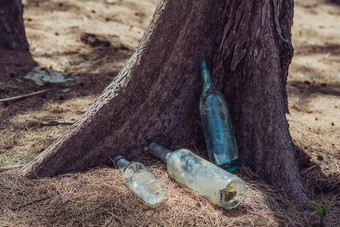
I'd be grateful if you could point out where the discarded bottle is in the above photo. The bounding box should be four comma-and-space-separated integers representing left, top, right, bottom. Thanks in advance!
114, 155, 166, 205
148, 143, 246, 209
199, 59, 240, 171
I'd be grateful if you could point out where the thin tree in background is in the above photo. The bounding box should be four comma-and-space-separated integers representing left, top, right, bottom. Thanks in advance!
0, 0, 28, 51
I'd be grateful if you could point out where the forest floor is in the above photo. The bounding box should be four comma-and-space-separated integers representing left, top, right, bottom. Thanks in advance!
0, 0, 339, 226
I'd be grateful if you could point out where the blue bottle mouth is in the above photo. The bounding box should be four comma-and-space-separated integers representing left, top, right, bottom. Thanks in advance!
114, 155, 125, 166
200, 59, 208, 70
218, 159, 241, 172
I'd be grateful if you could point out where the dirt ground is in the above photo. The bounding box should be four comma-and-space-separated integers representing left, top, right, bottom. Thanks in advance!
0, 0, 339, 226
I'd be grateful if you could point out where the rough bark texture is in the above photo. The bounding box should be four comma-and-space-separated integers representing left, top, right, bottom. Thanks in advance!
0, 0, 28, 51
212, 0, 306, 201
21, 0, 307, 200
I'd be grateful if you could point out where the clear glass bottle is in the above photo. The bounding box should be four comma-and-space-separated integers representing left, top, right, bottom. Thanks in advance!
148, 143, 246, 209
114, 155, 166, 205
199, 59, 240, 171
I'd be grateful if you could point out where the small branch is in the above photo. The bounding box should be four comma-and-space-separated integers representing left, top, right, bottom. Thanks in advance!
0, 89, 50, 102
300, 165, 319, 175
11, 197, 50, 210
34, 188, 76, 217
41, 121, 75, 126
29, 120, 75, 127
0, 164, 24, 171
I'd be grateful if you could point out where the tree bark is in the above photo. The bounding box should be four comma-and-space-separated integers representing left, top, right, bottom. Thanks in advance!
212, 0, 307, 201
21, 0, 307, 201
0, 0, 28, 51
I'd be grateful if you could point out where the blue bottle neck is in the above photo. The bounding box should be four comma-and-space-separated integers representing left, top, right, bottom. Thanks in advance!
200, 60, 214, 90
114, 156, 131, 170
148, 143, 171, 162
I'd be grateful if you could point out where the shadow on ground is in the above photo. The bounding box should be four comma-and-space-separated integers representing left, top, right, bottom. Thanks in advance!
288, 80, 340, 97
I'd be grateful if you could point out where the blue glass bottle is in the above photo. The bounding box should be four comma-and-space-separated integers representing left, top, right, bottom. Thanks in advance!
199, 60, 240, 171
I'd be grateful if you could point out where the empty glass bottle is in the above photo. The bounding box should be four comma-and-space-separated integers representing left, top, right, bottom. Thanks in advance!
148, 143, 246, 209
114, 155, 166, 205
199, 59, 240, 171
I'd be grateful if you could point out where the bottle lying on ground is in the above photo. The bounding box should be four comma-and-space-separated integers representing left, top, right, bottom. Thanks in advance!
148, 143, 246, 209
199, 59, 241, 171
114, 155, 167, 205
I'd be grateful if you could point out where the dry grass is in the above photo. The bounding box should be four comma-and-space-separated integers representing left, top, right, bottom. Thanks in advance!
1, 162, 339, 227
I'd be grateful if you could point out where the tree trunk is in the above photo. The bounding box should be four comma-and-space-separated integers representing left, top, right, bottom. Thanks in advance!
212, 1, 307, 201
0, 0, 28, 51
21, 0, 307, 200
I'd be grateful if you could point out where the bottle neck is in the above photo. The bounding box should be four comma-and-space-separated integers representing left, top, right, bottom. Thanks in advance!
148, 143, 171, 163
114, 156, 131, 170
200, 59, 214, 90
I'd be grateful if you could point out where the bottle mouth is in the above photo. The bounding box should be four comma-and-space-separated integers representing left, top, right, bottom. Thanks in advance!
114, 155, 125, 167
220, 179, 246, 209
219, 159, 241, 172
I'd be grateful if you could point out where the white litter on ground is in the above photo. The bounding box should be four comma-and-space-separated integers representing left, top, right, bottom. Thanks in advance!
24, 66, 74, 86
297, 72, 304, 77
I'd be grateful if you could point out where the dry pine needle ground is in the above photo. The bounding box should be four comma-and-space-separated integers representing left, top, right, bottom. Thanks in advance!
0, 163, 339, 227
1, 0, 340, 226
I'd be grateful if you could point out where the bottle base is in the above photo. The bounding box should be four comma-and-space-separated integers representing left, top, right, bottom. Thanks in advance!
219, 159, 241, 172
220, 179, 246, 209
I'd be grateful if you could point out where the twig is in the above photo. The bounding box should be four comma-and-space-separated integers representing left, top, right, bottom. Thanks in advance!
300, 165, 318, 175
35, 188, 76, 217
11, 197, 50, 211
0, 89, 50, 102
0, 164, 24, 171
41, 121, 75, 126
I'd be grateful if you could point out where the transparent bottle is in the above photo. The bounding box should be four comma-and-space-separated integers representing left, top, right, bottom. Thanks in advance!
199, 59, 240, 171
114, 155, 166, 205
148, 143, 246, 209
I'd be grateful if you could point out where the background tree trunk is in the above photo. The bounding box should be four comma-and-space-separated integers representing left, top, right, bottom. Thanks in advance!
0, 0, 28, 51
21, 0, 307, 200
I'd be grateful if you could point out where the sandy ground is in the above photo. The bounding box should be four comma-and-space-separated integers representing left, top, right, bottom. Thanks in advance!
0, 0, 339, 226
287, 0, 340, 198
